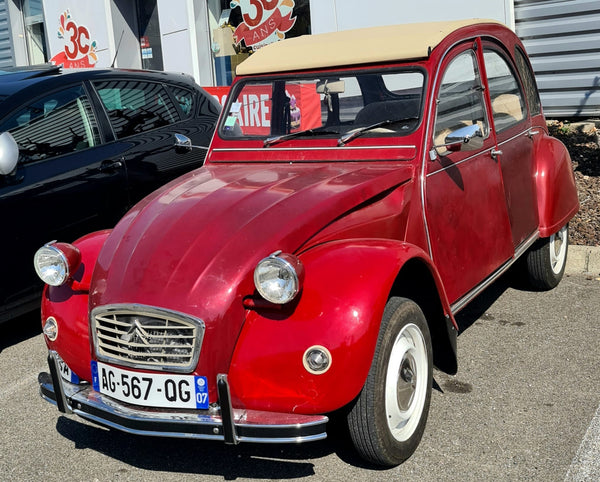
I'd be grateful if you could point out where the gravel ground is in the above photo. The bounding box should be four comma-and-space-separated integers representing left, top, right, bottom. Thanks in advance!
548, 121, 600, 247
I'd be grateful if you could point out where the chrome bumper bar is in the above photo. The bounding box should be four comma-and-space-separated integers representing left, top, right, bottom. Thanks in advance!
39, 351, 328, 444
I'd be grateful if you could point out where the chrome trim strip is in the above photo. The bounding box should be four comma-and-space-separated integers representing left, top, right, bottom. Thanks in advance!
450, 230, 539, 314
212, 145, 416, 152
496, 128, 531, 146
425, 148, 495, 177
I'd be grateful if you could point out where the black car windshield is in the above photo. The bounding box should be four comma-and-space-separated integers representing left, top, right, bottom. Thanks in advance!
219, 69, 424, 142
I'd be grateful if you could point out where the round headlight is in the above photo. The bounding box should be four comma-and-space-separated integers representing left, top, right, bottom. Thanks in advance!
254, 252, 304, 304
34, 243, 80, 286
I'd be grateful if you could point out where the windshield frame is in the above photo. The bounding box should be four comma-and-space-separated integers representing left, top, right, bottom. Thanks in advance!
217, 65, 428, 143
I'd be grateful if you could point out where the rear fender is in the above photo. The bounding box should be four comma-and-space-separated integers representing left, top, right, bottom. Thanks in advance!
534, 134, 579, 237
41, 230, 111, 382
228, 239, 453, 415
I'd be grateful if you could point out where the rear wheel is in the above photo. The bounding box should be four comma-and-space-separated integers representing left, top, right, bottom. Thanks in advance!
346, 297, 432, 467
525, 224, 568, 290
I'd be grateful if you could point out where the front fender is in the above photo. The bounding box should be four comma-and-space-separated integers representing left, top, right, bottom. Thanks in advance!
228, 239, 447, 415
41, 230, 111, 382
534, 134, 579, 237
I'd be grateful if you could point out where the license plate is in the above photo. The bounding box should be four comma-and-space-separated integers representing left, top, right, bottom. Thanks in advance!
91, 361, 209, 409
56, 355, 79, 384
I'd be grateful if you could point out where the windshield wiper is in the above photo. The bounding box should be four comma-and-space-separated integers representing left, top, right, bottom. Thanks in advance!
264, 127, 339, 147
337, 117, 419, 146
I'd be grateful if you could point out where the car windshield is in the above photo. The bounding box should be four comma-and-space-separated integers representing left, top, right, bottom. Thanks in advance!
219, 69, 425, 142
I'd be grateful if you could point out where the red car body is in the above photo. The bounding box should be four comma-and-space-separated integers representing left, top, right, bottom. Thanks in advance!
37, 20, 578, 466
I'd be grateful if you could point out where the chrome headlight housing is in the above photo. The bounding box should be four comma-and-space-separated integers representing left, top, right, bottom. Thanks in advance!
34, 242, 81, 286
254, 251, 304, 304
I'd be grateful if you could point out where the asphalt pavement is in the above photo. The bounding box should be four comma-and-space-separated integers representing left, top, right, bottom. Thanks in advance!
0, 251, 598, 481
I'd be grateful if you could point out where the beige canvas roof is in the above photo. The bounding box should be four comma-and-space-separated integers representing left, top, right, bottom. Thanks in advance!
236, 19, 501, 76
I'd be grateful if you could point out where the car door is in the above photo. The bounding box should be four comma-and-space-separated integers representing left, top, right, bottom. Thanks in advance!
90, 79, 217, 207
424, 42, 514, 306
482, 45, 539, 249
0, 83, 128, 317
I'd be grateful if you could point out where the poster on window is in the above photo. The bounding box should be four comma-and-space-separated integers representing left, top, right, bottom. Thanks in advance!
44, 0, 112, 68
231, 0, 297, 49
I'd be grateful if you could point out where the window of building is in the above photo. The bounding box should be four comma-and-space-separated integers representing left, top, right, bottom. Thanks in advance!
208, 0, 311, 85
0, 85, 100, 164
137, 0, 163, 71
22, 0, 48, 63
93, 80, 178, 139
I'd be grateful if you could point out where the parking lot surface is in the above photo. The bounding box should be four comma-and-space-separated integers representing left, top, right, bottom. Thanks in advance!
1, 272, 598, 481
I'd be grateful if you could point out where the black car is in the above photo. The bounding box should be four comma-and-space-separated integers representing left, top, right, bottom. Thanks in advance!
0, 65, 220, 323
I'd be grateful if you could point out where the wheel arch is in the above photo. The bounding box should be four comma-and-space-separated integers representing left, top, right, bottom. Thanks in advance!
534, 133, 579, 237
390, 257, 458, 375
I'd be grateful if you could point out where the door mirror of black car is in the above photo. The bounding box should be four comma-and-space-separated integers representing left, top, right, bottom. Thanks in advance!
0, 132, 19, 175
174, 133, 209, 154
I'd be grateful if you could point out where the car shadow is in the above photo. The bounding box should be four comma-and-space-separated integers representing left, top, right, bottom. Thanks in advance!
55, 415, 380, 477
0, 310, 41, 353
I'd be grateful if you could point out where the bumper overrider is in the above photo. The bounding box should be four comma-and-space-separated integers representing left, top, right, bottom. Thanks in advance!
39, 351, 328, 444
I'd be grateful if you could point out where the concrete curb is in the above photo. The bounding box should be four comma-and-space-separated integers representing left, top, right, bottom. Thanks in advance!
567, 245, 600, 276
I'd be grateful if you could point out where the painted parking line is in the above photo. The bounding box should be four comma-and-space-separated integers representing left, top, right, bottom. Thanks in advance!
565, 403, 600, 481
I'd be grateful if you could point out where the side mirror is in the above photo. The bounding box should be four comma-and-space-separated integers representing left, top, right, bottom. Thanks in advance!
316, 80, 345, 95
173, 133, 209, 154
174, 133, 193, 153
443, 124, 483, 152
0, 132, 18, 175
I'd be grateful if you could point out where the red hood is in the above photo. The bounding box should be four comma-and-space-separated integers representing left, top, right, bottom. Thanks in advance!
90, 162, 414, 375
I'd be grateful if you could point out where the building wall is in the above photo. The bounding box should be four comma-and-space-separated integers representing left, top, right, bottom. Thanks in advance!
0, 0, 15, 68
309, 0, 515, 33
515, 0, 600, 117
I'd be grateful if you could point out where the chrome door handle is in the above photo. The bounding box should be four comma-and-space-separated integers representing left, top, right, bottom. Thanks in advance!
98, 159, 124, 173
528, 129, 540, 139
491, 149, 503, 160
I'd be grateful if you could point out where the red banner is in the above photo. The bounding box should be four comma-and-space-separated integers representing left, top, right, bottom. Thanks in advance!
205, 84, 322, 136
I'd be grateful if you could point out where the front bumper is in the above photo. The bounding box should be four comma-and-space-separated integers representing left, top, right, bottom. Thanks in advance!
39, 351, 328, 444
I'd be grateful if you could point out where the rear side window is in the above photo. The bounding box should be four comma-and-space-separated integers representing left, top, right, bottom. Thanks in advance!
514, 46, 542, 116
483, 50, 527, 131
0, 84, 101, 164
94, 80, 179, 139
168, 86, 195, 119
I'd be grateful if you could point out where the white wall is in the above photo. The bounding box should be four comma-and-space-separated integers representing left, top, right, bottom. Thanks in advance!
156, 0, 214, 85
309, 0, 515, 34
42, 0, 115, 66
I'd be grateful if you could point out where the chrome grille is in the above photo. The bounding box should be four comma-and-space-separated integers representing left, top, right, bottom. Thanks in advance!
91, 304, 204, 373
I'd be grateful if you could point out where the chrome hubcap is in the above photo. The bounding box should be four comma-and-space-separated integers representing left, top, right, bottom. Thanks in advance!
385, 323, 428, 442
550, 225, 568, 275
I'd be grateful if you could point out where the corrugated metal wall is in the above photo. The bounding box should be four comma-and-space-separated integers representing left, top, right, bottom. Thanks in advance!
0, 0, 15, 68
515, 0, 600, 118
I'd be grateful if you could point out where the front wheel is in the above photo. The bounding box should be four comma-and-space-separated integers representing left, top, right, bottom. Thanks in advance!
346, 297, 432, 467
524, 224, 569, 290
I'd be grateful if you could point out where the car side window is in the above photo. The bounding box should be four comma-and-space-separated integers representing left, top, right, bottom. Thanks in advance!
94, 80, 179, 139
483, 50, 527, 131
168, 86, 195, 119
434, 50, 489, 151
514, 46, 541, 117
0, 85, 101, 164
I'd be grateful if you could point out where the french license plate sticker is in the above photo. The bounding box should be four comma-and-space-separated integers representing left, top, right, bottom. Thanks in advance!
91, 361, 208, 410
56, 355, 79, 384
